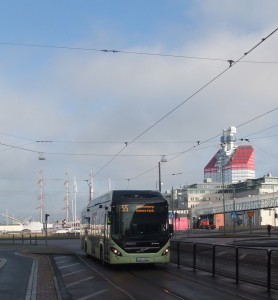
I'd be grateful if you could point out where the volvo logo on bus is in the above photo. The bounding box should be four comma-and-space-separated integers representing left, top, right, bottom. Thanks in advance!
137, 248, 149, 253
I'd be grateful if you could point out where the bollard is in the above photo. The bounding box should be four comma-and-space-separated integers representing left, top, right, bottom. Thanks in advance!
267, 249, 272, 293
212, 245, 216, 277
236, 247, 239, 284
193, 243, 197, 272
177, 241, 180, 268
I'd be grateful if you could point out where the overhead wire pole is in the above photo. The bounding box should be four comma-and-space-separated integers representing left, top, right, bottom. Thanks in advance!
73, 176, 78, 232
89, 170, 94, 201
37, 169, 44, 223
64, 171, 70, 223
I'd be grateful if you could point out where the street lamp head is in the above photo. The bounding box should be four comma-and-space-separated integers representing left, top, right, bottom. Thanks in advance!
39, 152, 46, 160
161, 155, 167, 163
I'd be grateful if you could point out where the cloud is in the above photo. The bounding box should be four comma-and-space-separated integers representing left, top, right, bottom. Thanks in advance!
0, 2, 277, 222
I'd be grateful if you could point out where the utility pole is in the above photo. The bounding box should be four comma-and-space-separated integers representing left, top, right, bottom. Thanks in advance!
89, 170, 94, 201
37, 169, 44, 223
45, 213, 50, 246
64, 171, 70, 223
73, 176, 78, 231
220, 141, 226, 234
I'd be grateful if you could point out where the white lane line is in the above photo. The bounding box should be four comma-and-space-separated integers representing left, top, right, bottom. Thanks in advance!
215, 251, 227, 256
62, 269, 86, 277
78, 256, 135, 300
54, 256, 68, 260
77, 289, 109, 300
56, 259, 74, 264
25, 259, 38, 300
66, 276, 94, 288
0, 258, 7, 269
239, 253, 247, 259
59, 262, 81, 269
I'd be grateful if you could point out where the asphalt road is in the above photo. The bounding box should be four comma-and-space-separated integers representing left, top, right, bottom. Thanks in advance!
0, 249, 34, 300
1, 234, 278, 299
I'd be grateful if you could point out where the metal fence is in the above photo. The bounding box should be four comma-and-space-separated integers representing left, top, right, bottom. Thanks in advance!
0, 234, 39, 245
170, 241, 278, 291
0, 233, 79, 245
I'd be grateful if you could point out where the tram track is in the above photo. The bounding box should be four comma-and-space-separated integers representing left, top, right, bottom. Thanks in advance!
124, 264, 269, 300
53, 254, 274, 300
157, 265, 258, 300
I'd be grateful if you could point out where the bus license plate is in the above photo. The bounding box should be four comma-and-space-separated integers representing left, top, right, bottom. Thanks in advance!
136, 257, 149, 262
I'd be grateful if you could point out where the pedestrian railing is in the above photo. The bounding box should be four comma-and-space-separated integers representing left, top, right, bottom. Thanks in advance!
0, 234, 38, 245
170, 241, 278, 291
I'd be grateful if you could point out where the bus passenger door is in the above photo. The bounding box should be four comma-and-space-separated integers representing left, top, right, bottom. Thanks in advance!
104, 212, 111, 261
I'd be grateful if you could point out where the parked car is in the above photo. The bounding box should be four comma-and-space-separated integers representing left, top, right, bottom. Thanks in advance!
55, 229, 69, 234
67, 227, 80, 234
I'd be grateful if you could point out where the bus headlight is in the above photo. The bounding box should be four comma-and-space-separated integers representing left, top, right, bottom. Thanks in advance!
162, 247, 170, 256
110, 247, 122, 256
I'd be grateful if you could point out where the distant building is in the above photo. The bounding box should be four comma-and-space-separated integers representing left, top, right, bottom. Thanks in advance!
204, 126, 255, 183
232, 173, 278, 198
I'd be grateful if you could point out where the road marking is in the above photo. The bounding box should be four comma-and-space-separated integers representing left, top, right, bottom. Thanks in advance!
62, 269, 86, 277
79, 256, 135, 300
77, 289, 109, 300
25, 259, 38, 300
215, 251, 228, 256
54, 256, 68, 260
0, 258, 7, 269
59, 262, 81, 269
239, 253, 246, 259
56, 259, 74, 264
66, 276, 94, 287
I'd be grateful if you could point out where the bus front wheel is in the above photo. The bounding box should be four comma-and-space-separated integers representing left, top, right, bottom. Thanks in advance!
100, 246, 105, 265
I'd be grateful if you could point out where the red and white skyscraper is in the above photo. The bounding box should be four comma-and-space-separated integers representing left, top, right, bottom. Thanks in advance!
204, 126, 255, 183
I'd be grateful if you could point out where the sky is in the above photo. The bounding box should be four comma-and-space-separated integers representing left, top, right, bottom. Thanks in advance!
0, 0, 277, 223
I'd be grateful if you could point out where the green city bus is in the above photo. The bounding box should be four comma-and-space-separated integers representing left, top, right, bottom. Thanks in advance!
80, 190, 172, 264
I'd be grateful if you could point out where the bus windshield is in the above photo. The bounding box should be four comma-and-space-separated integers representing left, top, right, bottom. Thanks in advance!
111, 202, 169, 240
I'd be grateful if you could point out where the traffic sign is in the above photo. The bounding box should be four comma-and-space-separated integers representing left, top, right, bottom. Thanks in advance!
247, 210, 254, 219
168, 212, 174, 219
230, 211, 237, 219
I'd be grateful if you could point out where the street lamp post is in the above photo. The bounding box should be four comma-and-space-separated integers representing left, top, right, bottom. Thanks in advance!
158, 155, 167, 192
45, 213, 50, 246
220, 142, 226, 234
158, 161, 162, 192
221, 166, 226, 233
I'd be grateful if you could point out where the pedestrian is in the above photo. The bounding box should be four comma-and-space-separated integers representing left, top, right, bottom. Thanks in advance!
267, 224, 271, 237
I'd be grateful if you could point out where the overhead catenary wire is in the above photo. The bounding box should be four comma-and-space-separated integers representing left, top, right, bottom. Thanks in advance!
0, 41, 278, 64
94, 27, 278, 176
128, 28, 278, 145
129, 106, 278, 182
1, 28, 277, 181
2, 29, 276, 176
0, 109, 277, 160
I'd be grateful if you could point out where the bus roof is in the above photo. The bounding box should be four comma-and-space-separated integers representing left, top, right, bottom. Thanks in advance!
86, 190, 167, 209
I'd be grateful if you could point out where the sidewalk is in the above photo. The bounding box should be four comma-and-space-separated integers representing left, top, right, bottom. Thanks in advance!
22, 244, 74, 300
